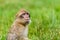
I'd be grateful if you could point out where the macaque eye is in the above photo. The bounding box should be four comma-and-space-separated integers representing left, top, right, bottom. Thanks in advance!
19, 13, 25, 18
26, 13, 29, 15
22, 13, 29, 15
20, 14, 24, 18
20, 13, 30, 18
26, 13, 30, 17
22, 13, 25, 15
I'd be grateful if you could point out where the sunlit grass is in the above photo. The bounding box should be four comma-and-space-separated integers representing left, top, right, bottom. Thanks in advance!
0, 0, 60, 40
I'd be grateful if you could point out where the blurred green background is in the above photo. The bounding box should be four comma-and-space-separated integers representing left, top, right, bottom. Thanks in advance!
0, 0, 60, 40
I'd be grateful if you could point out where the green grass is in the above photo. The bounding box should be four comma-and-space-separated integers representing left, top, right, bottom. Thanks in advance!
0, 0, 60, 40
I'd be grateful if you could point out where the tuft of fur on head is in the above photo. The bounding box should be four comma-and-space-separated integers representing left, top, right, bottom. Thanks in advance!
16, 9, 29, 18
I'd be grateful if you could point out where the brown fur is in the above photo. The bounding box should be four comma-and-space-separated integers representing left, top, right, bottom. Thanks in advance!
7, 9, 30, 40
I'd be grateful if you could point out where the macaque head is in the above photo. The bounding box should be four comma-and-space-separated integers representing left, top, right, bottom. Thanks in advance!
16, 9, 31, 25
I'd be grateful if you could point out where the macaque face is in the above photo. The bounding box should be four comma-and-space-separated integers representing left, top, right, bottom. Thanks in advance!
16, 9, 31, 25
20, 12, 30, 24
20, 13, 30, 20
16, 10, 31, 25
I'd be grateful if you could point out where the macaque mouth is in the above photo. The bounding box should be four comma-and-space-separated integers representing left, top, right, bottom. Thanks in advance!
25, 20, 30, 24
25, 18, 30, 21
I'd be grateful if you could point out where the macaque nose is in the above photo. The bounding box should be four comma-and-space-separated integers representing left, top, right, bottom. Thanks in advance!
24, 14, 29, 20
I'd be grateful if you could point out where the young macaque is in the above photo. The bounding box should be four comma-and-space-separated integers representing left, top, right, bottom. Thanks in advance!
7, 9, 31, 40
